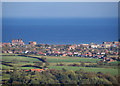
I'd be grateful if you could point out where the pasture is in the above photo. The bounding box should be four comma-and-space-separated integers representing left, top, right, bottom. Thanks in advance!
46, 57, 101, 63
49, 66, 118, 76
2, 56, 40, 62
2, 55, 119, 76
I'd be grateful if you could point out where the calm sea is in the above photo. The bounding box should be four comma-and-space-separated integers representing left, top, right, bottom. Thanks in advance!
2, 18, 118, 44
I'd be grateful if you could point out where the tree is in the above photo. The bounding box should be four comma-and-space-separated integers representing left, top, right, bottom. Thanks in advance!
5, 68, 120, 85
80, 62, 86, 67
41, 57, 47, 62
34, 61, 43, 67
44, 62, 49, 67
103, 73, 119, 84
12, 59, 19, 64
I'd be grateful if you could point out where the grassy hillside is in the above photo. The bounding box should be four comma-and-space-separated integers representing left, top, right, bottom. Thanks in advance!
49, 66, 118, 76
2, 55, 119, 76
46, 57, 101, 63
2, 56, 40, 62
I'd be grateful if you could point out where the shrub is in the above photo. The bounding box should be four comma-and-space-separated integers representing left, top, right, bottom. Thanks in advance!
68, 63, 80, 67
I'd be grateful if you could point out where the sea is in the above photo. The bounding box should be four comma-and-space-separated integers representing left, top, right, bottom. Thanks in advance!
2, 18, 118, 45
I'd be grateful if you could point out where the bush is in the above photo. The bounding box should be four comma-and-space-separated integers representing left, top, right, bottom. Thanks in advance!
4, 68, 120, 85
41, 57, 47, 62
68, 63, 80, 67
80, 62, 86, 67
56, 63, 65, 66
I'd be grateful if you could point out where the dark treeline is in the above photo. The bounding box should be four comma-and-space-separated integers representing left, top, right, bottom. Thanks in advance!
18, 55, 47, 62
2, 68, 120, 85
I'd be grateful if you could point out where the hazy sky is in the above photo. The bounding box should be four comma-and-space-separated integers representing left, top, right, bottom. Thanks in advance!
3, 2, 118, 18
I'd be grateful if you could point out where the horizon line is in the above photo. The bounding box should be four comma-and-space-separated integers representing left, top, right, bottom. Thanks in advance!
2, 40, 119, 45
1, 0, 120, 2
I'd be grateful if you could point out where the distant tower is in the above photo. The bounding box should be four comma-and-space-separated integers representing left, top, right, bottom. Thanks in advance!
12, 39, 15, 43
16, 39, 18, 42
12, 38, 24, 45
19, 38, 22, 44
15, 39, 18, 45
19, 38, 22, 42
12, 39, 15, 45
18, 38, 24, 45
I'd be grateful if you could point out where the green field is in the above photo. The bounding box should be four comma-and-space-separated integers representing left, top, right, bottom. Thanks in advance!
2, 55, 119, 77
2, 56, 42, 70
2, 74, 10, 80
2, 65, 13, 69
46, 57, 101, 63
27, 55, 101, 63
2, 56, 40, 62
49, 66, 118, 76
2, 65, 37, 69
108, 61, 119, 65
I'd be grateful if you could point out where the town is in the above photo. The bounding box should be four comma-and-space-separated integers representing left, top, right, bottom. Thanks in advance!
1, 38, 120, 63
1, 1, 119, 85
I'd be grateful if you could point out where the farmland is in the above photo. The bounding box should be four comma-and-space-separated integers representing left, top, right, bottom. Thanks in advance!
2, 56, 40, 62
2, 55, 119, 76
46, 57, 101, 63
49, 66, 118, 76
1, 53, 119, 85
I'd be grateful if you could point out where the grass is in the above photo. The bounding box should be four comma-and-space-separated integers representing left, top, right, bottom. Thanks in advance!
2, 56, 40, 69
28, 55, 102, 63
1, 53, 19, 56
2, 65, 39, 70
17, 67, 39, 69
2, 65, 13, 69
49, 62, 96, 66
46, 57, 101, 63
2, 74, 10, 80
2, 55, 119, 76
109, 61, 119, 65
2, 56, 40, 63
48, 66, 118, 76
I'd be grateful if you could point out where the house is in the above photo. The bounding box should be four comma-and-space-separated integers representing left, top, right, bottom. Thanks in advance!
38, 51, 44, 55
22, 50, 29, 54
103, 57, 114, 63
101, 52, 105, 55
81, 44, 89, 48
31, 69, 45, 72
7, 50, 13, 54
104, 44, 111, 48
2, 50, 7, 53
67, 52, 73, 56
68, 46, 75, 50
12, 39, 24, 45
89, 44, 99, 48
62, 54, 66, 57
29, 41, 37, 45
25, 69, 45, 72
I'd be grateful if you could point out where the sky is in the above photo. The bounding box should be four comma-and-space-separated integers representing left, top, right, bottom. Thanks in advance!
2, 2, 118, 44
1, 0, 120, 2
2, 2, 118, 18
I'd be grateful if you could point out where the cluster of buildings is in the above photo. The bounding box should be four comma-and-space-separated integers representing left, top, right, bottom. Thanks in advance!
88, 42, 119, 48
25, 69, 45, 72
11, 39, 37, 46
29, 41, 37, 46
12, 39, 24, 45
1, 39, 119, 62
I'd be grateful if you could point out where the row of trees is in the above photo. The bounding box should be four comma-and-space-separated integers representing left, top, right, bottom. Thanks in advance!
56, 61, 119, 68
3, 68, 119, 85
